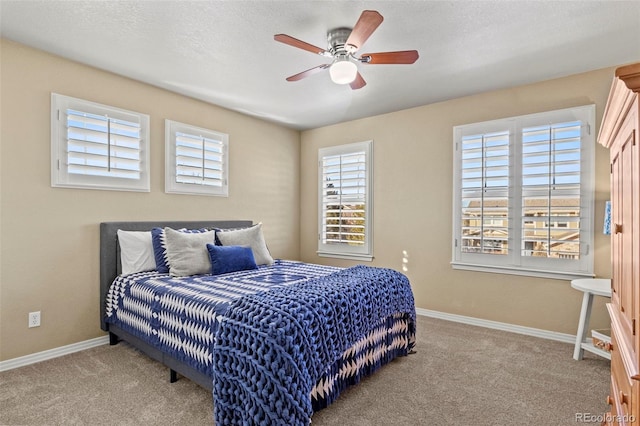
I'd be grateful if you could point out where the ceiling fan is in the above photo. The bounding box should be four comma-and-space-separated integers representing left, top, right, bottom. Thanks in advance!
274, 10, 419, 90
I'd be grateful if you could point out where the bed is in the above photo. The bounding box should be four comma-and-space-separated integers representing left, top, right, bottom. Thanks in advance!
100, 220, 416, 425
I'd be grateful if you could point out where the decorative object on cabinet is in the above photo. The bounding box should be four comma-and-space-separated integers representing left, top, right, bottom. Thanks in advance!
571, 278, 612, 360
604, 200, 612, 236
598, 62, 640, 426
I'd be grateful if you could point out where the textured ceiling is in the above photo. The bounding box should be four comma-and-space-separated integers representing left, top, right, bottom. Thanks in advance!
1, 1, 639, 130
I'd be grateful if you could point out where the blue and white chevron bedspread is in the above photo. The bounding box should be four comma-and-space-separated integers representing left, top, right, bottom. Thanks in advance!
104, 260, 341, 378
213, 264, 416, 425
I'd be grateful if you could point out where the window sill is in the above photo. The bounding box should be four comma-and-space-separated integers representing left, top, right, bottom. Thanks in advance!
450, 261, 594, 281
317, 251, 374, 262
165, 188, 228, 197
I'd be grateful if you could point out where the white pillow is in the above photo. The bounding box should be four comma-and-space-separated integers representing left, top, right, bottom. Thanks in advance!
117, 230, 156, 276
164, 227, 216, 277
216, 223, 274, 266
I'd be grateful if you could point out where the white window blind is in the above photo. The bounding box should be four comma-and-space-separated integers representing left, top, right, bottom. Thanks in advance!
318, 141, 373, 261
165, 120, 228, 196
51, 93, 150, 191
453, 105, 595, 280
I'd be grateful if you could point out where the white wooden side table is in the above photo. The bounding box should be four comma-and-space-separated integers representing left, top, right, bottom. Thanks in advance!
571, 278, 612, 360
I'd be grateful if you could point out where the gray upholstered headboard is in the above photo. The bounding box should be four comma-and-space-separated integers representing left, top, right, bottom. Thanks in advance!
99, 220, 253, 331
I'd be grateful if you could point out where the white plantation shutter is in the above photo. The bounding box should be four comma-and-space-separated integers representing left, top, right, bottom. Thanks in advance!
66, 109, 142, 179
318, 141, 373, 260
453, 105, 594, 279
175, 132, 225, 187
322, 151, 366, 246
51, 93, 150, 191
460, 131, 510, 255
165, 120, 228, 196
521, 121, 582, 259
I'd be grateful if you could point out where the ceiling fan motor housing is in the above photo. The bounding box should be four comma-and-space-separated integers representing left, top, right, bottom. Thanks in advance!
328, 27, 354, 57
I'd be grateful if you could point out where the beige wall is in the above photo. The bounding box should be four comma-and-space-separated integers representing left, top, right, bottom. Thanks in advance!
1, 37, 617, 362
300, 67, 615, 335
0, 39, 301, 361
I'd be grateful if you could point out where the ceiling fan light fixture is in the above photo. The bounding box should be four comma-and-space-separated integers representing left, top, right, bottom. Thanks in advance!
329, 59, 357, 84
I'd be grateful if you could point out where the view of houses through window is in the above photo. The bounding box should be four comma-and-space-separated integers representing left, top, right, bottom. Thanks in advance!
462, 198, 581, 259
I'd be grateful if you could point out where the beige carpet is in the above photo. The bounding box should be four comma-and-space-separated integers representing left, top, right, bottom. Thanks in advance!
0, 316, 609, 425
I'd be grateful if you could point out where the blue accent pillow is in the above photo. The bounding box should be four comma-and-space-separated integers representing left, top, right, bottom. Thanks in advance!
207, 244, 258, 275
151, 227, 207, 273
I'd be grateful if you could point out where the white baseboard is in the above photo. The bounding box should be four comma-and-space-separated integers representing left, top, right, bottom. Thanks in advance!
416, 308, 576, 344
0, 310, 576, 373
0, 335, 109, 372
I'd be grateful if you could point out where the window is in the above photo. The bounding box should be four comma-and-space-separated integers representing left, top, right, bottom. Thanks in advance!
165, 120, 228, 196
452, 105, 595, 279
51, 94, 150, 192
318, 141, 373, 261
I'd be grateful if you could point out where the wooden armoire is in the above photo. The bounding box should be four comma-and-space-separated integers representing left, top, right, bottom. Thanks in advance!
598, 63, 640, 425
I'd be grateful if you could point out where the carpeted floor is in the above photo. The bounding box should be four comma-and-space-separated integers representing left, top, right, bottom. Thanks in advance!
0, 315, 610, 425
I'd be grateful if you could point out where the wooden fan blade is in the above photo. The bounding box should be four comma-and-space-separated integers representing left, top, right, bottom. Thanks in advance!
274, 34, 328, 55
360, 50, 419, 64
286, 64, 331, 82
345, 10, 383, 52
350, 72, 367, 90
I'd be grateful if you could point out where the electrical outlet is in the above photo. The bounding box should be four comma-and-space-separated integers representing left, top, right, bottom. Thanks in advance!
28, 311, 41, 328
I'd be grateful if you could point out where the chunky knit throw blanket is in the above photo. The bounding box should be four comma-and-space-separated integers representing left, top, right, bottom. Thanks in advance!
213, 265, 416, 425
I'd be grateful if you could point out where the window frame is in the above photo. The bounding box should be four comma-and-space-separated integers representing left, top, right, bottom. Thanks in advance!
317, 140, 373, 261
451, 105, 596, 280
164, 119, 229, 197
50, 93, 150, 192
